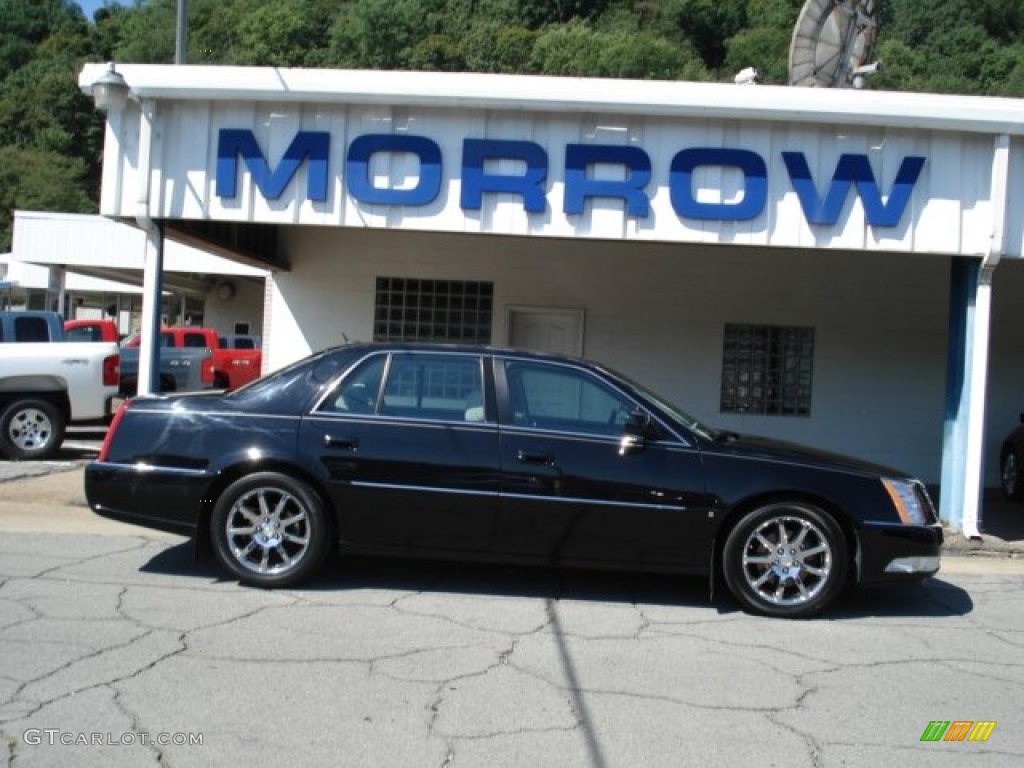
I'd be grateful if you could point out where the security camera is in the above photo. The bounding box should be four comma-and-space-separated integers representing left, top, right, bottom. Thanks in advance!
733, 67, 759, 85
851, 61, 880, 89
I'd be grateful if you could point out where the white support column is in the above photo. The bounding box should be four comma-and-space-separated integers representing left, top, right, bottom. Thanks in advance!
961, 265, 995, 538
940, 135, 1010, 536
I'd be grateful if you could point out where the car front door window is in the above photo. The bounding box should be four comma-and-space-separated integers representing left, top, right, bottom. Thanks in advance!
506, 361, 633, 436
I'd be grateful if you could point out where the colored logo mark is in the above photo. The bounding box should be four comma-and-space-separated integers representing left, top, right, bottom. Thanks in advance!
920, 721, 997, 742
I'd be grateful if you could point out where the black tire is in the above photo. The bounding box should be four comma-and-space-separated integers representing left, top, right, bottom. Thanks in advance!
210, 472, 331, 587
1001, 448, 1024, 501
722, 501, 848, 618
0, 398, 66, 461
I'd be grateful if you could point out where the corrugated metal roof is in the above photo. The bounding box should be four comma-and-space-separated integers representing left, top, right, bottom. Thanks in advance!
79, 63, 1024, 137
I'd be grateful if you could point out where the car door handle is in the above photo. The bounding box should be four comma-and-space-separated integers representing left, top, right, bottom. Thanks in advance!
517, 450, 554, 466
323, 435, 359, 450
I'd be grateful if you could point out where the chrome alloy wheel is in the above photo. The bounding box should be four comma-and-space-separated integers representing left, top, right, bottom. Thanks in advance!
224, 486, 312, 575
7, 406, 54, 452
739, 514, 833, 606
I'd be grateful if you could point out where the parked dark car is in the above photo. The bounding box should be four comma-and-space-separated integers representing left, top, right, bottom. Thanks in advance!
1000, 414, 1024, 500
85, 343, 942, 618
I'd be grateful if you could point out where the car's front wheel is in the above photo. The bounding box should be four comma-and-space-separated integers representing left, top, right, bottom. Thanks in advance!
722, 502, 848, 618
210, 472, 331, 587
1002, 448, 1023, 500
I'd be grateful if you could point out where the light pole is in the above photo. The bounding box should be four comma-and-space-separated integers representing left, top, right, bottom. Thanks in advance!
175, 0, 188, 65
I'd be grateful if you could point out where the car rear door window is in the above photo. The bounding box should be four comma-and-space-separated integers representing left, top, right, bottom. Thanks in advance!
322, 354, 387, 415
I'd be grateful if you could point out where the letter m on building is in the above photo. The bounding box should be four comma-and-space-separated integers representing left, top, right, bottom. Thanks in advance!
216, 129, 329, 202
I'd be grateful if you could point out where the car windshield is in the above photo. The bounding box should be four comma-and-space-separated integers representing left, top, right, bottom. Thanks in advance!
600, 364, 716, 441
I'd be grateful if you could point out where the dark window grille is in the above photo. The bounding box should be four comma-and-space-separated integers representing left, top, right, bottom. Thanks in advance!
373, 277, 493, 344
720, 324, 814, 416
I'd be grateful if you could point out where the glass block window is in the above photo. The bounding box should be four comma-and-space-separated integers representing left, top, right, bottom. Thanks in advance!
720, 324, 815, 416
373, 277, 493, 344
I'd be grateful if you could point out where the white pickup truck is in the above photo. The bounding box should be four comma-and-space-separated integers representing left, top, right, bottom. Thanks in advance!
0, 342, 120, 460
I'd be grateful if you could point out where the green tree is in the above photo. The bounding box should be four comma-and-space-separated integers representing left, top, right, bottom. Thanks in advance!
111, 0, 177, 63
0, 57, 98, 159
0, 0, 101, 248
0, 0, 88, 78
722, 0, 801, 84
234, 0, 332, 67
644, 0, 747, 70
876, 0, 1024, 95
0, 145, 95, 250
531, 17, 707, 80
329, 0, 444, 69
460, 21, 537, 73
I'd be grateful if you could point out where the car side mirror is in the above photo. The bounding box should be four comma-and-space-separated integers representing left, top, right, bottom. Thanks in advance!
619, 411, 651, 456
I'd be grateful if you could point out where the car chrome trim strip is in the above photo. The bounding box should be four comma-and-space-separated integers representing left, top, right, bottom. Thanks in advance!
497, 425, 693, 450
350, 481, 500, 498
128, 408, 301, 422
500, 491, 689, 512
94, 461, 209, 477
305, 414, 497, 432
349, 482, 689, 511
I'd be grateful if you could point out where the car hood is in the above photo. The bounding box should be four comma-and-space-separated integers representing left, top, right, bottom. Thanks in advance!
709, 432, 912, 479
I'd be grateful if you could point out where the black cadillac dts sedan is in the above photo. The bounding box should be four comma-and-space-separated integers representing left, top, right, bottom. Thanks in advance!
86, 343, 942, 618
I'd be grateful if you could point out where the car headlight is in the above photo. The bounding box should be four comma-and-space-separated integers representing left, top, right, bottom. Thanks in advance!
881, 478, 934, 525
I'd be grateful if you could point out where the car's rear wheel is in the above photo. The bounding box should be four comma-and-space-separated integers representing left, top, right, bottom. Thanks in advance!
722, 501, 847, 618
211, 472, 331, 587
0, 398, 65, 461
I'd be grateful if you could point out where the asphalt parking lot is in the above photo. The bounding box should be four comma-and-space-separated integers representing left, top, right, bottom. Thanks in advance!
1, 450, 1023, 767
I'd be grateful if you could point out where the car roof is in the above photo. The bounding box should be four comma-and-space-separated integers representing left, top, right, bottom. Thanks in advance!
321, 341, 596, 367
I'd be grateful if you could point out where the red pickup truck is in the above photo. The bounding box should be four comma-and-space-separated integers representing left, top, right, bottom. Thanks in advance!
64, 318, 120, 343
122, 327, 262, 390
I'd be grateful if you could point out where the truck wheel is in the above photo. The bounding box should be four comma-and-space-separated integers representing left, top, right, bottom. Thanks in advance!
0, 399, 66, 461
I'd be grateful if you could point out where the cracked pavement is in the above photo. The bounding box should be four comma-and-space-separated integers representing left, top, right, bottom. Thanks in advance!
1, 470, 1023, 767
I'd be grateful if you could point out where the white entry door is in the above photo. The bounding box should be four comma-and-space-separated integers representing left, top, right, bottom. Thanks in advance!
507, 308, 584, 356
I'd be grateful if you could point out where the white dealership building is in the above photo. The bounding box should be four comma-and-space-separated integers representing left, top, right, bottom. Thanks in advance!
77, 63, 1024, 534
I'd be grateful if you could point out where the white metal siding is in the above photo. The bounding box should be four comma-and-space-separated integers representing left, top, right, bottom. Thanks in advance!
100, 99, 1007, 258
13, 211, 268, 276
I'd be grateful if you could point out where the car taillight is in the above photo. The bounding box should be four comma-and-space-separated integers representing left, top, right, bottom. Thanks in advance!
202, 357, 214, 384
98, 401, 129, 462
103, 354, 120, 387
